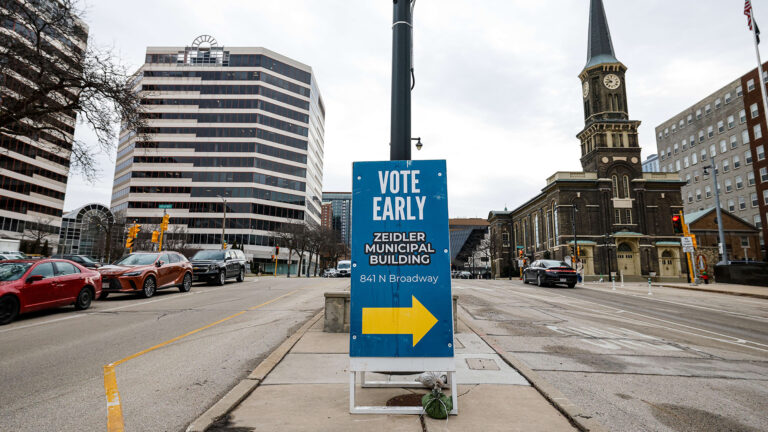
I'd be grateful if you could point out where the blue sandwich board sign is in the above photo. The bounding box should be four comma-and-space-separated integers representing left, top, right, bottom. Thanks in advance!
350, 160, 454, 359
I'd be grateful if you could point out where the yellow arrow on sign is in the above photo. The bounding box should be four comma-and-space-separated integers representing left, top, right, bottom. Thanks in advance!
362, 296, 438, 346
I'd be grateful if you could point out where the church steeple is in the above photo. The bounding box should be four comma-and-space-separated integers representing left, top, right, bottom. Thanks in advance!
577, 0, 641, 176
585, 0, 619, 70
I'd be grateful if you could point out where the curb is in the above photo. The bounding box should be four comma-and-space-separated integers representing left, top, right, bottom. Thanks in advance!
458, 309, 608, 432
654, 284, 768, 300
185, 311, 324, 432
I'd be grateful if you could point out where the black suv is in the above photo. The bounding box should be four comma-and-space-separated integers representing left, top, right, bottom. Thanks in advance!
50, 254, 101, 269
190, 249, 247, 285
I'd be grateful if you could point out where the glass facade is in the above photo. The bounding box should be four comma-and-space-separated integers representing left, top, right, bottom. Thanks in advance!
110, 40, 325, 259
322, 192, 352, 247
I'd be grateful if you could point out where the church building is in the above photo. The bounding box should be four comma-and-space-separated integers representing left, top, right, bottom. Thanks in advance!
504, 0, 687, 281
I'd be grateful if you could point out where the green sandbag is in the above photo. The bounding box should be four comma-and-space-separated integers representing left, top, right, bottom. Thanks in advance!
422, 390, 453, 419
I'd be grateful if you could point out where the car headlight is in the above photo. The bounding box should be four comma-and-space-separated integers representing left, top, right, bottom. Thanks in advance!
124, 271, 142, 276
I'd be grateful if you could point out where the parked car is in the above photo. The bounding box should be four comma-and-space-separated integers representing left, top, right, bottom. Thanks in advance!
336, 260, 351, 277
322, 268, 338, 278
0, 259, 102, 325
458, 271, 472, 279
0, 251, 26, 259
98, 252, 192, 299
523, 260, 577, 288
190, 249, 247, 285
50, 254, 101, 269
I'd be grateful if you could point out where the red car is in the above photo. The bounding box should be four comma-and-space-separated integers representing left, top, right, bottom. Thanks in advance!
0, 259, 102, 325
98, 252, 193, 299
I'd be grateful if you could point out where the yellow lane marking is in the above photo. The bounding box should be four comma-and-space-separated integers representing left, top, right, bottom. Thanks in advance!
103, 290, 296, 431
103, 365, 124, 432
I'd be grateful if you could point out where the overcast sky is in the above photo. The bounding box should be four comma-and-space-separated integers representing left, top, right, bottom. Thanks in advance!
63, 0, 764, 218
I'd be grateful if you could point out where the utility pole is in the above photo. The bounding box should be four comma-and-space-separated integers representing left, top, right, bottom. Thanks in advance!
219, 195, 227, 250
390, 0, 413, 161
706, 160, 729, 265
572, 207, 578, 264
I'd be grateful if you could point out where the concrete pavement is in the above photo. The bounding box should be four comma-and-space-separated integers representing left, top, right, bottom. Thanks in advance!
654, 281, 768, 299
453, 279, 768, 432
0, 277, 348, 432
208, 317, 579, 432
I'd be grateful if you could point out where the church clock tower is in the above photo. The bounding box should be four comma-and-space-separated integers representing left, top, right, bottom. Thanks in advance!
577, 0, 642, 177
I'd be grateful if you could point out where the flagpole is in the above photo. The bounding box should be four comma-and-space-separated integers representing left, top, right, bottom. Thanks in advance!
751, 11, 768, 127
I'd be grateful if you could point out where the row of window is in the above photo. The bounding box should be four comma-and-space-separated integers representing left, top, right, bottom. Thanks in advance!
141, 84, 309, 111
0, 196, 63, 217
144, 54, 311, 85
130, 170, 306, 191
659, 85, 744, 139
132, 156, 306, 178
131, 216, 287, 232
189, 187, 305, 206
142, 70, 311, 97
0, 135, 70, 167
0, 175, 65, 200
133, 140, 307, 164
141, 112, 308, 137
139, 98, 310, 124
0, 155, 68, 184
661, 111, 748, 161
126, 201, 304, 219
137, 127, 308, 151
663, 138, 758, 174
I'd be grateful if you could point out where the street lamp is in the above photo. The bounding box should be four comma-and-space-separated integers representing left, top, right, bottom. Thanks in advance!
571, 206, 579, 265
703, 160, 729, 265
218, 194, 227, 250
412, 137, 423, 151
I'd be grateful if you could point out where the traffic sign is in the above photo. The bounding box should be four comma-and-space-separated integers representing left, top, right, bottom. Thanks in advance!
350, 160, 454, 358
158, 204, 173, 209
681, 236, 695, 253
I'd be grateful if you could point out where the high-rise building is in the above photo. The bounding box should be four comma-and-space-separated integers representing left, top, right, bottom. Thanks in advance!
322, 192, 351, 247
642, 154, 659, 173
655, 69, 767, 257
110, 36, 325, 261
321, 203, 333, 229
0, 2, 88, 248
505, 0, 687, 281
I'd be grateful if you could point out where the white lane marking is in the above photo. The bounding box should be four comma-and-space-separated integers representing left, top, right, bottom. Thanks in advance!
510, 289, 768, 353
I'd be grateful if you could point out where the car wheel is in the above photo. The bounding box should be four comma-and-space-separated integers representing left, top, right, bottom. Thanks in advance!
217, 270, 226, 286
522, 273, 528, 284
537, 274, 545, 287
74, 287, 93, 310
179, 273, 192, 292
142, 276, 156, 298
236, 267, 245, 282
0, 296, 19, 325
98, 292, 109, 300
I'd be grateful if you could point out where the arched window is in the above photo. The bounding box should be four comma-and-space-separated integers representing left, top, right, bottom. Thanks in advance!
552, 202, 559, 243
612, 176, 619, 198
623, 175, 630, 198
618, 243, 632, 252
545, 211, 551, 247
534, 214, 540, 246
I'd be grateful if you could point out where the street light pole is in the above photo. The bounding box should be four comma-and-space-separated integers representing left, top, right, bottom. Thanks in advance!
219, 195, 227, 250
390, 0, 413, 161
572, 207, 578, 264
705, 160, 729, 265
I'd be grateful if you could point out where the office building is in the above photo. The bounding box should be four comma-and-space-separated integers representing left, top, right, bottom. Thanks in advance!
110, 36, 325, 261
322, 192, 351, 247
642, 154, 659, 172
321, 203, 333, 229
0, 2, 88, 249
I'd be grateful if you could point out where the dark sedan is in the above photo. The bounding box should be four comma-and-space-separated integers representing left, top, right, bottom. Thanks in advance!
523, 260, 578, 288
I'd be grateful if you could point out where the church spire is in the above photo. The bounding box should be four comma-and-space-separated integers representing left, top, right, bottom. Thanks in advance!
585, 0, 619, 69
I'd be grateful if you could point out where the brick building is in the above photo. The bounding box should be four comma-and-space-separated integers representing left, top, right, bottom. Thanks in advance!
504, 0, 687, 282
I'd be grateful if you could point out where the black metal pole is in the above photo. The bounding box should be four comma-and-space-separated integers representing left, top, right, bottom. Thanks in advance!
390, 0, 412, 161
572, 208, 578, 262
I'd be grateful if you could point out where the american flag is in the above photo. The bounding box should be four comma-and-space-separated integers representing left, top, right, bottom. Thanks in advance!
746, 0, 761, 44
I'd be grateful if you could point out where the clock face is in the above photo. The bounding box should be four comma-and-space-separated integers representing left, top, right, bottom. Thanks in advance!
582, 81, 590, 99
604, 74, 621, 90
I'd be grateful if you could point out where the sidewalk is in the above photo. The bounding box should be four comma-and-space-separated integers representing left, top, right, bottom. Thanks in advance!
654, 282, 768, 299
199, 318, 580, 432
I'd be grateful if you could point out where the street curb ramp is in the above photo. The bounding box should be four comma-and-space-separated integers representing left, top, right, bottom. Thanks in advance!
185, 311, 323, 432
459, 307, 609, 432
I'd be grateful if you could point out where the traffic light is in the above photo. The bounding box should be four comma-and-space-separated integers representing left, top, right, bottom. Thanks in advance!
125, 237, 134, 249
160, 214, 170, 231
222, 242, 228, 250
672, 215, 684, 234
151, 231, 159, 243
275, 246, 280, 255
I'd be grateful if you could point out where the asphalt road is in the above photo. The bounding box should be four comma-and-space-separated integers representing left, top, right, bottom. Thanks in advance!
454, 279, 768, 432
0, 276, 349, 432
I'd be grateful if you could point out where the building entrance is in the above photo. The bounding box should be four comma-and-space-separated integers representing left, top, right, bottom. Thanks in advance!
617, 242, 639, 276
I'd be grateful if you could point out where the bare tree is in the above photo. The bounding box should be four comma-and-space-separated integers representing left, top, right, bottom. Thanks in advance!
0, 0, 145, 180
21, 216, 55, 255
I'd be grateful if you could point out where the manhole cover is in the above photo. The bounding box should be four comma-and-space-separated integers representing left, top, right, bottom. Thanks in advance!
466, 358, 500, 370
386, 393, 424, 407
